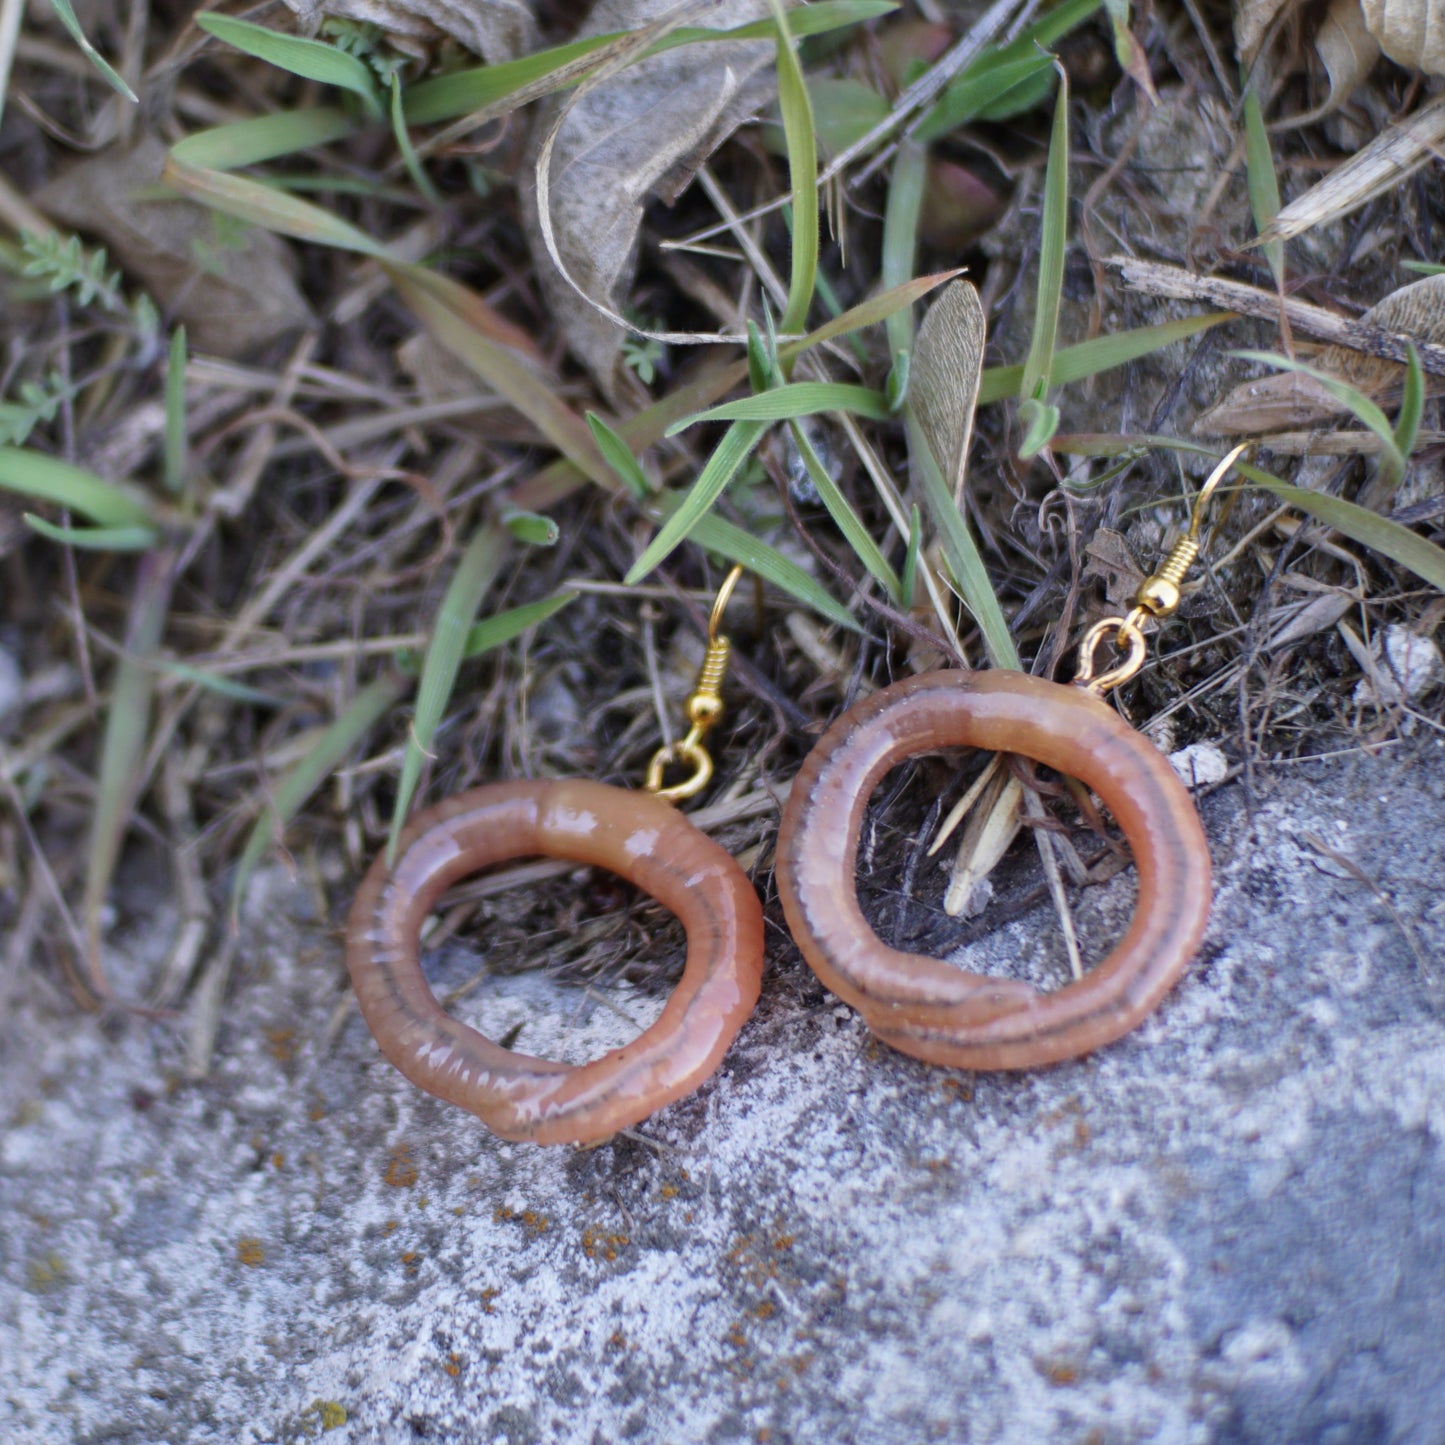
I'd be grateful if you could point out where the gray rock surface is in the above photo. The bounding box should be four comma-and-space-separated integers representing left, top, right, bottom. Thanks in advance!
4, 738, 1445, 1445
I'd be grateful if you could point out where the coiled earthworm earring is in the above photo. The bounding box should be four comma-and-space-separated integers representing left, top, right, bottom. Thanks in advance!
775, 448, 1247, 1070
346, 569, 763, 1145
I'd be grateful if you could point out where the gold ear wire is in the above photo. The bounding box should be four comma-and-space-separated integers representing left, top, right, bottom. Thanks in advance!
645, 565, 746, 803
1076, 443, 1250, 695
1190, 441, 1246, 540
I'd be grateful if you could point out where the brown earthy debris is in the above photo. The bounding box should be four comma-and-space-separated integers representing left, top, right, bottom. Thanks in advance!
522, 0, 774, 402
37, 137, 312, 358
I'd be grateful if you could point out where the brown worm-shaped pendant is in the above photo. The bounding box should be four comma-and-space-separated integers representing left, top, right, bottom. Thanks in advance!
774, 669, 1212, 1069
346, 778, 764, 1145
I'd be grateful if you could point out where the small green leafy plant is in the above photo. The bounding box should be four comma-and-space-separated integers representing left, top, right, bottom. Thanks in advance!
18, 231, 160, 339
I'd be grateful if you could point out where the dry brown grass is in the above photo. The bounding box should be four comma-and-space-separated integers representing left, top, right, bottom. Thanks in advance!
0, 0, 1441, 1026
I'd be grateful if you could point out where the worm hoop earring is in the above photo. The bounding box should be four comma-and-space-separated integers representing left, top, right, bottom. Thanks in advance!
776, 448, 1246, 1071
346, 568, 764, 1145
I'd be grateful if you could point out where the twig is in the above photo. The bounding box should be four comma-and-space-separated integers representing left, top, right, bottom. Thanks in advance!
664, 0, 1034, 250
1106, 257, 1445, 377
851, 0, 1042, 187
1021, 787, 1084, 980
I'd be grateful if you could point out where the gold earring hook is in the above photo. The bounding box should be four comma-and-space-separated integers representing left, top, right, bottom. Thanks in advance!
707, 562, 744, 642
1190, 441, 1247, 541
1076, 443, 1250, 696
645, 565, 746, 803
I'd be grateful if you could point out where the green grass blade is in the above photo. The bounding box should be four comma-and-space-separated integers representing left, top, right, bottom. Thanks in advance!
881, 137, 928, 359
587, 415, 858, 629
461, 591, 576, 660
1243, 85, 1284, 286
498, 503, 559, 547
397, 592, 580, 669
625, 421, 768, 584
388, 525, 507, 858
1395, 343, 1424, 459
687, 511, 858, 633
1231, 350, 1401, 465
1403, 261, 1445, 276
788, 222, 864, 362
906, 412, 1019, 668
23, 515, 157, 550
150, 660, 284, 707
587, 413, 650, 501
170, 107, 356, 170
901, 503, 923, 606
886, 350, 910, 411
1007, 0, 1105, 52
667, 383, 891, 431
164, 157, 390, 256
783, 77, 890, 160
82, 550, 174, 997
919, 0, 1099, 140
1240, 461, 1445, 592
773, 0, 818, 342
404, 35, 608, 125
44, 0, 136, 102
1017, 61, 1069, 457
197, 14, 382, 117
781, 271, 960, 359
164, 327, 187, 496
390, 73, 440, 205
1048, 432, 1445, 589
510, 275, 959, 518
588, 408, 859, 625
1018, 398, 1061, 456
404, 2, 896, 126
749, 315, 781, 393
674, 0, 897, 47
977, 312, 1231, 403
230, 671, 408, 929
0, 446, 154, 527
789, 421, 901, 600
0, 406, 40, 447
915, 53, 1056, 141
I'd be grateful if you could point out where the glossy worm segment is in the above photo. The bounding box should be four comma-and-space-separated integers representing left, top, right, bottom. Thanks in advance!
346, 779, 764, 1145
775, 670, 1212, 1069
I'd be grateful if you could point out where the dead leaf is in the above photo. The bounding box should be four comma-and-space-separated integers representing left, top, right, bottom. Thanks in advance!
1082, 529, 1147, 612
1315, 0, 1381, 112
1361, 0, 1445, 72
1268, 589, 1356, 647
1104, 0, 1161, 103
1311, 271, 1445, 395
37, 136, 311, 358
1238, 0, 1443, 113
1194, 370, 1346, 434
1235, 427, 1445, 453
909, 279, 986, 502
281, 0, 538, 64
1196, 272, 1445, 435
1345, 270, 1445, 354
1234, 0, 1298, 65
1259, 96, 1445, 245
522, 0, 774, 404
